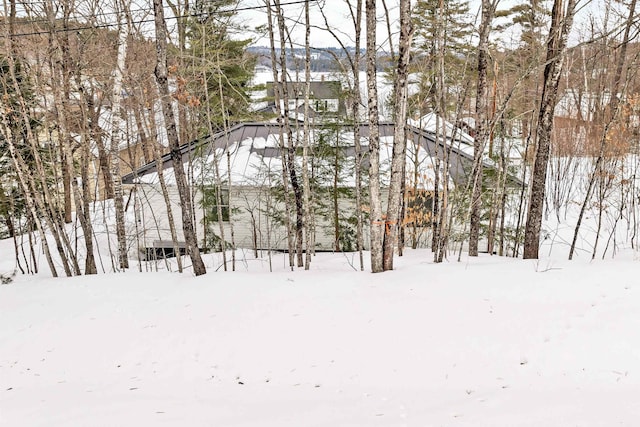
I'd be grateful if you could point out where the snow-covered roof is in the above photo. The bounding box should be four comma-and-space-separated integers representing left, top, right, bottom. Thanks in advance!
141, 130, 449, 191
121, 118, 525, 191
409, 112, 475, 146
123, 120, 489, 190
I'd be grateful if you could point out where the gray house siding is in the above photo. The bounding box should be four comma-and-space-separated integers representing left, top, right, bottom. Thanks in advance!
133, 183, 381, 255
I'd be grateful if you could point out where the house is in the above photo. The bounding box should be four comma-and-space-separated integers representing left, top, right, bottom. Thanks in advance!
88, 137, 151, 202
122, 119, 513, 257
259, 80, 347, 118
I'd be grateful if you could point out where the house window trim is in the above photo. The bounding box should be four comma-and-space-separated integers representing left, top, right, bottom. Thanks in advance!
202, 186, 230, 223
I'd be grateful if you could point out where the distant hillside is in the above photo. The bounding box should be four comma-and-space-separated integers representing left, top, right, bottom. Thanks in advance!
248, 46, 392, 72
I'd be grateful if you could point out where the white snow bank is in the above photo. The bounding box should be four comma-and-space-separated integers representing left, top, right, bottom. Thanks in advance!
1, 247, 640, 426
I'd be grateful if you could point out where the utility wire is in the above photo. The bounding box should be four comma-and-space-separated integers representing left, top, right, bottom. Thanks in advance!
2, 0, 226, 27
4, 0, 318, 38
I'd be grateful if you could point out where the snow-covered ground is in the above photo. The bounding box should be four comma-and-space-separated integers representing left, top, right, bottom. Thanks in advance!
2, 238, 640, 425
2, 151, 640, 425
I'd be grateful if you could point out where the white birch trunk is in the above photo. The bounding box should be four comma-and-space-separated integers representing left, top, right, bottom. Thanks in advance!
153, 0, 207, 275
366, 0, 384, 273
110, 0, 131, 270
382, 0, 413, 271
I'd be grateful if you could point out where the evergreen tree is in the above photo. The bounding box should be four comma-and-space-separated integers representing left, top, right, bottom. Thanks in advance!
411, 0, 473, 115
497, 0, 550, 143
182, 0, 256, 134
0, 56, 46, 237
504, 0, 550, 49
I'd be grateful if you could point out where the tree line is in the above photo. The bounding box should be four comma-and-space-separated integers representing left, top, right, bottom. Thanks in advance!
1, 0, 639, 277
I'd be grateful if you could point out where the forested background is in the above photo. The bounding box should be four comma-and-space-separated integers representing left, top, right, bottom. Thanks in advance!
1, 0, 640, 277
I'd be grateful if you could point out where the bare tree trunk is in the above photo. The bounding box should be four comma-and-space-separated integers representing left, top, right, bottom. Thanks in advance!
523, 0, 578, 259
203, 34, 239, 271
49, 9, 82, 277
512, 129, 533, 257
301, 0, 313, 269
0, 183, 24, 274
469, 0, 498, 256
592, 165, 609, 259
486, 124, 507, 256
431, 157, 441, 253
165, 0, 192, 148
73, 74, 105, 274
4, 0, 74, 277
50, 1, 71, 226
432, 0, 446, 262
1, 122, 58, 277
382, 0, 413, 271
380, 0, 396, 60
79, 131, 98, 274
274, 0, 305, 268
226, 151, 236, 270
144, 89, 184, 273
153, 0, 207, 275
265, 0, 295, 268
353, 1, 365, 271
436, 122, 453, 262
62, 151, 72, 223
366, 0, 384, 273
497, 125, 509, 256
333, 131, 341, 251
109, 0, 132, 270
568, 0, 636, 260
80, 86, 114, 201
203, 50, 229, 271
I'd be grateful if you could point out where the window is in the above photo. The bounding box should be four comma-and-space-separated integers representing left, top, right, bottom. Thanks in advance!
325, 99, 339, 112
314, 99, 339, 113
202, 187, 230, 222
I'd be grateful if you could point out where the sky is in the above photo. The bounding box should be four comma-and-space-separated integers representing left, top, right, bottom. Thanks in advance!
236, 0, 402, 48
234, 0, 610, 51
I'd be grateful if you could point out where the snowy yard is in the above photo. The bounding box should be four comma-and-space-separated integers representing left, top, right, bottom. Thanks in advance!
1, 248, 639, 426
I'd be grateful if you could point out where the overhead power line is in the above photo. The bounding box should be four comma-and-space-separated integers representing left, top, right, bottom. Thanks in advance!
2, 0, 319, 38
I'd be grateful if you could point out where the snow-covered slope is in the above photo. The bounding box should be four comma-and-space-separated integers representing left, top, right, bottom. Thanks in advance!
2, 148, 640, 426
1, 244, 640, 426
